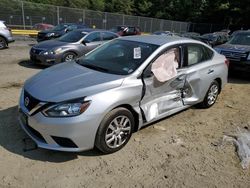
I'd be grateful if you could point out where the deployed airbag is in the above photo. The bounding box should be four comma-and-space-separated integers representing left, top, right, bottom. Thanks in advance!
151, 50, 178, 82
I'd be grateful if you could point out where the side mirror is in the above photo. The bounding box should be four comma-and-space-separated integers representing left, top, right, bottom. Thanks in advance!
82, 40, 89, 46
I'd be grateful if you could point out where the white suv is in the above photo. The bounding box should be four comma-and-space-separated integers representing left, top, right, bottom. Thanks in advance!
0, 20, 14, 49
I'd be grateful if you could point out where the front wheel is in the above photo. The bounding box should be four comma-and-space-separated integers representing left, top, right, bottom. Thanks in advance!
95, 108, 134, 154
62, 52, 76, 62
199, 80, 219, 108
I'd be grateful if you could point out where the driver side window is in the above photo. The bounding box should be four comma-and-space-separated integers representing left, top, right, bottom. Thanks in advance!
85, 32, 101, 42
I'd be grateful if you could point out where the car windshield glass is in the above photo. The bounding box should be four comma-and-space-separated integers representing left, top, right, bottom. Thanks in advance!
77, 39, 159, 75
228, 33, 250, 45
58, 31, 86, 42
52, 24, 68, 31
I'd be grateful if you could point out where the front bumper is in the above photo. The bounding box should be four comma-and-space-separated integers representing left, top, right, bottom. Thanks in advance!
30, 52, 62, 66
7, 36, 15, 43
18, 99, 101, 152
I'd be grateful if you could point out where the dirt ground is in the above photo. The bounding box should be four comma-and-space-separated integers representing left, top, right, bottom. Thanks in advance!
0, 41, 250, 188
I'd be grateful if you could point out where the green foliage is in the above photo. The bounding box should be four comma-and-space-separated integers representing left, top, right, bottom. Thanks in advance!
3, 0, 250, 26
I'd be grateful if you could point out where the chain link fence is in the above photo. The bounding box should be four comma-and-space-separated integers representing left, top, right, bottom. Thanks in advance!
0, 0, 225, 34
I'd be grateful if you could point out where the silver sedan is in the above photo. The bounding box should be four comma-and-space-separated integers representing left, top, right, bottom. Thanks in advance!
19, 35, 228, 153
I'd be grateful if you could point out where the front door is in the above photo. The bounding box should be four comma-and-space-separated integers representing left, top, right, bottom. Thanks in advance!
139, 46, 187, 122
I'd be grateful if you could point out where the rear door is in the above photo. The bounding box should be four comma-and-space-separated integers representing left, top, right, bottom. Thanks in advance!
181, 43, 216, 105
101, 32, 118, 43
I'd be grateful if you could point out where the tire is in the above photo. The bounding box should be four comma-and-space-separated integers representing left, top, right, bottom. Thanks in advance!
62, 52, 76, 62
199, 80, 219, 108
95, 107, 134, 154
0, 36, 7, 50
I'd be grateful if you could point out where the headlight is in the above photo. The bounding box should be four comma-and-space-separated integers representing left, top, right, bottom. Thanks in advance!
247, 53, 250, 60
46, 33, 55, 37
43, 100, 91, 117
42, 50, 54, 55
53, 47, 63, 54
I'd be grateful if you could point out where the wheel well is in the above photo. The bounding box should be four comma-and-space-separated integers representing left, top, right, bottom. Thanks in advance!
0, 35, 7, 45
113, 104, 140, 133
64, 51, 78, 57
215, 78, 222, 94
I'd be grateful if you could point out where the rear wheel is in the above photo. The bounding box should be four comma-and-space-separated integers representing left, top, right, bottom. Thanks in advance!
199, 80, 219, 108
0, 37, 7, 49
62, 52, 76, 62
95, 107, 134, 154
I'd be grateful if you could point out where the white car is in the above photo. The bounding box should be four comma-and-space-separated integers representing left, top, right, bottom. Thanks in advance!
0, 20, 14, 49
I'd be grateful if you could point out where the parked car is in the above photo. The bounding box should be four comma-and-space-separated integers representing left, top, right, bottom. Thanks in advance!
19, 35, 228, 153
214, 31, 250, 73
153, 31, 173, 36
33, 23, 54, 31
30, 29, 119, 66
200, 32, 228, 47
37, 23, 88, 42
110, 25, 141, 36
181, 32, 200, 38
0, 20, 14, 49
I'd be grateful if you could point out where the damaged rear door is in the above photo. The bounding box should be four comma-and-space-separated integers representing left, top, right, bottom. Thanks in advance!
181, 43, 217, 105
139, 46, 187, 122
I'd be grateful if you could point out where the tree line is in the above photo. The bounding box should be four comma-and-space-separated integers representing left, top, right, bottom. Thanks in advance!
24, 0, 250, 27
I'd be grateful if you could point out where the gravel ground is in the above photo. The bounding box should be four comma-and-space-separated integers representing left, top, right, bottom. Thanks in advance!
0, 41, 250, 188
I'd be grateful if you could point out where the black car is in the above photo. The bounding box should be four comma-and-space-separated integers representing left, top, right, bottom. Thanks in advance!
214, 31, 250, 73
200, 32, 228, 47
37, 23, 88, 42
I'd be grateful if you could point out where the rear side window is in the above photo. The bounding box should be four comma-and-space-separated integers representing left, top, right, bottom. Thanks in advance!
185, 44, 213, 66
85, 32, 101, 42
102, 32, 118, 41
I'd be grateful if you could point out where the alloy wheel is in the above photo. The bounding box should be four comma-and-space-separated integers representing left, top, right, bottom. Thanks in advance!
207, 84, 219, 106
105, 115, 131, 149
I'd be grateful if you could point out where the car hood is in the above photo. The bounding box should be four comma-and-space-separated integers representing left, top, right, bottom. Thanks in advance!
24, 62, 125, 102
33, 39, 69, 50
216, 43, 250, 52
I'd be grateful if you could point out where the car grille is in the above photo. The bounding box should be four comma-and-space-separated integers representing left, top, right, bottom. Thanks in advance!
37, 32, 46, 39
23, 90, 40, 112
220, 51, 247, 61
31, 48, 44, 54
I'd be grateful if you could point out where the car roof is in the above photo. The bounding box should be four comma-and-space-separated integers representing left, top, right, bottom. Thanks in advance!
118, 35, 196, 45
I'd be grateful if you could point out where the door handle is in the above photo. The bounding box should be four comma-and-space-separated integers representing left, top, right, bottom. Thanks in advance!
207, 69, 214, 74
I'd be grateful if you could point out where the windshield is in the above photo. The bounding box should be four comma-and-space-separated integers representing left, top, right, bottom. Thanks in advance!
228, 33, 250, 45
52, 24, 68, 31
58, 30, 86, 42
78, 39, 159, 75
